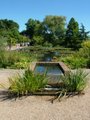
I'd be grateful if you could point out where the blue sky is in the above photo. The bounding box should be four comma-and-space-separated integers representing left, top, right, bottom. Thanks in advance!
0, 0, 90, 31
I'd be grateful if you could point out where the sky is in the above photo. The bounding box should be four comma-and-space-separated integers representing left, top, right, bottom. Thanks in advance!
0, 0, 90, 32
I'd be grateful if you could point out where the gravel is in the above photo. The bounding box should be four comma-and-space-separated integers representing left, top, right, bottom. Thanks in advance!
0, 69, 90, 120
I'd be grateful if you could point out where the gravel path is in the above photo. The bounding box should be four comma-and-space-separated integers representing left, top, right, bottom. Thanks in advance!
0, 69, 90, 120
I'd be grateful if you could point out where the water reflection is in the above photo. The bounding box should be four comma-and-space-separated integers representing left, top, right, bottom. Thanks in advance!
34, 64, 63, 75
41, 51, 60, 62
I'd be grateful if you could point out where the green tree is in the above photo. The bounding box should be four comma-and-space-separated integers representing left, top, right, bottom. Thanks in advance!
43, 15, 66, 46
22, 16, 66, 46
0, 19, 21, 48
79, 24, 90, 41
0, 19, 19, 30
65, 17, 80, 50
25, 18, 43, 45
25, 19, 41, 38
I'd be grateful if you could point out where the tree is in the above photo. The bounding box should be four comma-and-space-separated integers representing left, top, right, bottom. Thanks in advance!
25, 19, 41, 38
79, 24, 90, 41
0, 19, 19, 30
65, 17, 80, 50
22, 16, 66, 46
25, 18, 43, 45
43, 15, 66, 46
0, 19, 21, 48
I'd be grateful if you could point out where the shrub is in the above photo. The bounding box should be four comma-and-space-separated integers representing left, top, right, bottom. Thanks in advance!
78, 41, 90, 59
60, 41, 90, 69
78, 47, 90, 59
43, 42, 53, 47
8, 69, 47, 96
81, 40, 90, 48
0, 50, 30, 69
61, 56, 87, 69
11, 53, 30, 69
13, 62, 28, 69
87, 59, 90, 68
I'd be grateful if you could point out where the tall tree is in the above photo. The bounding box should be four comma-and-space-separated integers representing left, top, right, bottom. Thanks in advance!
0, 19, 19, 30
43, 15, 66, 46
65, 17, 80, 50
25, 19, 41, 38
0, 19, 20, 48
79, 24, 90, 41
25, 18, 43, 45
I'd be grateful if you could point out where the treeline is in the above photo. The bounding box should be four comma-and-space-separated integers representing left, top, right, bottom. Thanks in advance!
0, 16, 89, 50
0, 19, 29, 49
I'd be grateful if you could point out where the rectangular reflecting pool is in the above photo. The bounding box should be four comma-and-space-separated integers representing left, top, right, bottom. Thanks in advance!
34, 63, 63, 75
34, 63, 64, 84
30, 62, 69, 85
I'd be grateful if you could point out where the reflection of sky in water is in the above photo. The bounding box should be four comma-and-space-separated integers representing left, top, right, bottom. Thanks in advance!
34, 64, 63, 75
36, 66, 45, 73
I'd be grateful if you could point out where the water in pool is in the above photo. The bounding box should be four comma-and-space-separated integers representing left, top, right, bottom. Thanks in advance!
34, 64, 63, 75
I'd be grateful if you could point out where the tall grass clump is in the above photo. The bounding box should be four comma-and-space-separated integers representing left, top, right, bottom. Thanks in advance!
53, 70, 88, 102
62, 70, 88, 93
8, 69, 47, 96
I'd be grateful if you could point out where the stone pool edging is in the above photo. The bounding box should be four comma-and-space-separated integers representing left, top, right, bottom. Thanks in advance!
58, 62, 70, 74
